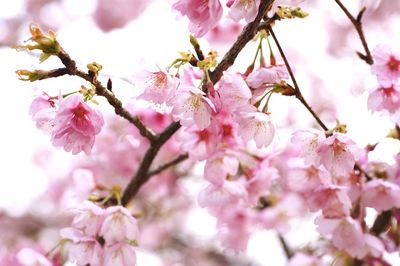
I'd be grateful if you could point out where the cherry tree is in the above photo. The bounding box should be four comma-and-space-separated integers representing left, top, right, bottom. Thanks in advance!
2, 0, 400, 265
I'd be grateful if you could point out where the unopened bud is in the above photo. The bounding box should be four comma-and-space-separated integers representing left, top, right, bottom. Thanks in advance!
16, 69, 48, 81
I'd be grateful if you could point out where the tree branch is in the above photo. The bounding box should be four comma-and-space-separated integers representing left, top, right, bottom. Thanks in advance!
267, 26, 329, 131
209, 0, 275, 84
147, 153, 189, 177
278, 234, 293, 259
52, 49, 157, 141
121, 0, 277, 206
333, 0, 373, 65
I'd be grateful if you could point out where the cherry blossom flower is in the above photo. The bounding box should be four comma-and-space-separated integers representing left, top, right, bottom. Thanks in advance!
103, 242, 137, 266
72, 201, 105, 237
237, 111, 275, 148
217, 72, 252, 110
228, 0, 260, 23
16, 248, 52, 266
362, 179, 400, 212
29, 92, 56, 134
170, 87, 215, 129
60, 228, 103, 266
291, 129, 324, 166
177, 126, 217, 161
306, 185, 352, 219
173, 0, 223, 37
51, 94, 104, 155
100, 206, 139, 244
316, 216, 384, 259
371, 44, 400, 87
204, 151, 239, 186
246, 65, 288, 89
317, 133, 360, 177
367, 85, 400, 114
136, 69, 178, 105
93, 0, 151, 32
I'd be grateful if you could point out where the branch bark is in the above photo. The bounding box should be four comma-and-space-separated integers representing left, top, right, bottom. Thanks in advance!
333, 0, 373, 65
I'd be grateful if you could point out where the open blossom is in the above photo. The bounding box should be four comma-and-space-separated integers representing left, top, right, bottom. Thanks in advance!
238, 111, 275, 148
60, 228, 103, 266
16, 248, 52, 266
316, 216, 383, 259
173, 0, 223, 37
291, 129, 324, 166
178, 126, 217, 161
204, 151, 239, 186
100, 206, 139, 244
367, 85, 400, 114
317, 133, 360, 177
217, 72, 252, 110
371, 44, 400, 87
103, 243, 137, 266
51, 95, 104, 155
171, 87, 215, 129
29, 92, 56, 134
136, 69, 178, 105
228, 0, 260, 23
72, 201, 105, 237
246, 65, 289, 89
362, 179, 400, 212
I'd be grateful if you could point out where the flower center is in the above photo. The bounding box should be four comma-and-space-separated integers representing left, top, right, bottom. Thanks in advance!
387, 56, 400, 72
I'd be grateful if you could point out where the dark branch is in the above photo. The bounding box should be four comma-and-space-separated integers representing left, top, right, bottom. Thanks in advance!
333, 0, 373, 65
278, 234, 293, 259
54, 50, 156, 141
147, 153, 189, 177
267, 26, 329, 131
209, 0, 275, 84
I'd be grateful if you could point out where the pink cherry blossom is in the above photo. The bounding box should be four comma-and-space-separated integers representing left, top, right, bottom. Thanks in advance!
246, 64, 289, 89
217, 72, 252, 110
100, 206, 139, 244
228, 0, 260, 23
362, 179, 400, 212
173, 0, 223, 37
60, 227, 103, 266
16, 248, 51, 266
178, 126, 217, 161
317, 133, 360, 177
306, 185, 351, 219
217, 207, 254, 252
204, 151, 239, 186
72, 201, 104, 237
29, 92, 56, 134
316, 216, 383, 259
136, 69, 178, 105
367, 85, 400, 114
198, 181, 248, 214
171, 87, 215, 129
51, 94, 104, 155
103, 242, 137, 266
93, 0, 151, 32
291, 129, 324, 166
237, 111, 275, 148
286, 165, 330, 194
371, 44, 400, 87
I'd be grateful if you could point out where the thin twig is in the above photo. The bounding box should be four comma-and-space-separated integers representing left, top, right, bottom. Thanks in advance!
209, 0, 275, 84
333, 0, 373, 65
278, 234, 293, 259
147, 153, 189, 177
267, 26, 329, 131
53, 50, 156, 141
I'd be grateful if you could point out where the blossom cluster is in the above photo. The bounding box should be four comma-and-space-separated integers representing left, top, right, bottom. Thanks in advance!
29, 93, 104, 155
61, 201, 139, 266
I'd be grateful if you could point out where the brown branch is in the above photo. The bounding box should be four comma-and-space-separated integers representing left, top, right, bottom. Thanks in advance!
53, 50, 156, 141
267, 26, 329, 131
209, 0, 275, 84
278, 234, 293, 259
371, 210, 392, 235
121, 0, 276, 206
147, 153, 189, 177
333, 0, 373, 65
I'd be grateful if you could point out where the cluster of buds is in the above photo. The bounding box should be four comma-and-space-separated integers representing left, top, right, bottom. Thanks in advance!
14, 23, 61, 62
